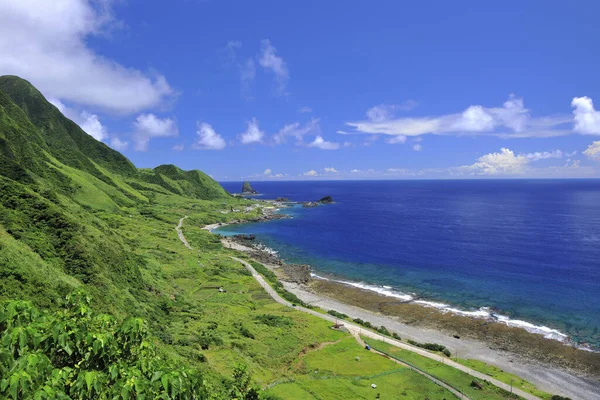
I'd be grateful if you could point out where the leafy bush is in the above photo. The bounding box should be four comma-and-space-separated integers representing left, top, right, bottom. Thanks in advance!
376, 326, 391, 336
235, 322, 255, 339
254, 314, 293, 328
0, 290, 207, 399
327, 310, 348, 319
407, 339, 450, 355
392, 333, 401, 340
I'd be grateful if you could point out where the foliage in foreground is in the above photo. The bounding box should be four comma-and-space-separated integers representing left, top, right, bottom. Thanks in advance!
0, 290, 207, 399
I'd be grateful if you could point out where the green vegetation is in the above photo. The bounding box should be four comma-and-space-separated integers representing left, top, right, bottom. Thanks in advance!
0, 291, 206, 399
249, 261, 312, 308
407, 339, 452, 357
454, 358, 554, 399
0, 75, 554, 399
326, 310, 348, 319
364, 337, 524, 400
264, 337, 452, 400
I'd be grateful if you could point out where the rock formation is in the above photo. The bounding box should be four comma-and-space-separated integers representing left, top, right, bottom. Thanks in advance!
317, 196, 334, 204
241, 181, 259, 194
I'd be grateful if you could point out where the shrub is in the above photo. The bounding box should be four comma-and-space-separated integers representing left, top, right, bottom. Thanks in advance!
255, 314, 293, 328
0, 290, 207, 399
376, 326, 391, 336
407, 339, 450, 354
327, 310, 349, 319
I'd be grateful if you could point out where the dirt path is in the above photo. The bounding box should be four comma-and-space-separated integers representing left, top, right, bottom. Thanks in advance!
176, 216, 192, 250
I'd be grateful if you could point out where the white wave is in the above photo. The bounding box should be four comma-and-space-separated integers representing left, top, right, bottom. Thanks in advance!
254, 244, 278, 256
311, 273, 414, 302
495, 315, 568, 341
311, 274, 573, 344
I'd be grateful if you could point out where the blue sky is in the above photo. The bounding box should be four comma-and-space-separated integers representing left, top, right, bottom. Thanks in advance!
2, 0, 600, 180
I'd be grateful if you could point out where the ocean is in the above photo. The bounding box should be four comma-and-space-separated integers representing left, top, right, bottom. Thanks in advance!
217, 180, 600, 349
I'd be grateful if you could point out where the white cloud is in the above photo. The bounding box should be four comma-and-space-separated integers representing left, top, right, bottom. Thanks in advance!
452, 105, 496, 132
524, 150, 564, 161
110, 137, 129, 151
193, 122, 226, 150
264, 168, 272, 175
350, 169, 361, 173
79, 111, 108, 141
387, 135, 407, 144
367, 104, 398, 122
258, 39, 289, 95
366, 101, 418, 122
0, 0, 174, 114
584, 141, 600, 160
572, 97, 600, 135
413, 143, 422, 151
344, 95, 570, 139
467, 148, 529, 175
273, 118, 320, 144
324, 167, 338, 173
303, 169, 318, 176
49, 97, 107, 141
239, 58, 256, 90
239, 118, 264, 144
299, 106, 312, 113
227, 40, 241, 51
308, 136, 340, 150
132, 114, 178, 151
172, 144, 184, 151
459, 147, 568, 175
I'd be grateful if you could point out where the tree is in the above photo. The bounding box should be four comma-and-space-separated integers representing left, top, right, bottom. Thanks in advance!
0, 290, 208, 399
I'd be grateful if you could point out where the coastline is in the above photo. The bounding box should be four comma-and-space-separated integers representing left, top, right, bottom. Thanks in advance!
211, 228, 600, 399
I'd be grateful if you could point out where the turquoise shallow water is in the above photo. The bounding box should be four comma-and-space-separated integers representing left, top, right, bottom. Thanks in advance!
219, 180, 600, 348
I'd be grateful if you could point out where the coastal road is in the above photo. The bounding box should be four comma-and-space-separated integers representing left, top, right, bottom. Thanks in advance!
229, 256, 543, 400
176, 219, 541, 400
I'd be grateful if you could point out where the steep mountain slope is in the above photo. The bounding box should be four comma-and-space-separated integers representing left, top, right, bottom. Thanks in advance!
0, 75, 233, 313
0, 76, 356, 398
0, 75, 136, 178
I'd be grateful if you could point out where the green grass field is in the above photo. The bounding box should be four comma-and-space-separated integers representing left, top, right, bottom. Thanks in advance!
363, 337, 524, 400
265, 336, 454, 399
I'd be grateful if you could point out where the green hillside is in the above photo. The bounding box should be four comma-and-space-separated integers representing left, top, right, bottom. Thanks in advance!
0, 76, 552, 399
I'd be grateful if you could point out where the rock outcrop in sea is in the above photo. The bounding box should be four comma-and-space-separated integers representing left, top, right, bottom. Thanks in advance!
318, 196, 334, 204
241, 181, 259, 194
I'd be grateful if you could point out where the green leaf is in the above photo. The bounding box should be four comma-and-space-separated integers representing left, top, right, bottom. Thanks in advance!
161, 375, 169, 393
85, 371, 93, 392
151, 371, 163, 383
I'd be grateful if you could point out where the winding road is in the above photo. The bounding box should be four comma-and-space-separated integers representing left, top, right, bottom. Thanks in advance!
175, 217, 541, 400
176, 216, 192, 250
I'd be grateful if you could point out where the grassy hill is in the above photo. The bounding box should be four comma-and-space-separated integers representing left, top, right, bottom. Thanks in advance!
0, 76, 553, 399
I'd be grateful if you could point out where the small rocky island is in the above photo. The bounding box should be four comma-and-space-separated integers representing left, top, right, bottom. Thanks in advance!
318, 196, 334, 204
241, 181, 259, 195
303, 195, 335, 208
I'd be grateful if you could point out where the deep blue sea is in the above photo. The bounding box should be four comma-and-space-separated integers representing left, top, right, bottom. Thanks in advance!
218, 180, 600, 349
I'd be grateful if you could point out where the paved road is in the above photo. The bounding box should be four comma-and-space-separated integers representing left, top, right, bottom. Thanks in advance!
230, 256, 542, 400
176, 216, 192, 250
175, 220, 540, 400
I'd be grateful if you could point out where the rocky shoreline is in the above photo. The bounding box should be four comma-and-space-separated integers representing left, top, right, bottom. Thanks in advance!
214, 227, 600, 399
